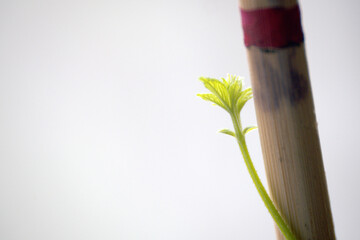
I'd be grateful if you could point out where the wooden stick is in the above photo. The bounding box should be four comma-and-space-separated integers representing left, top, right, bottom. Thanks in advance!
238, 1, 335, 239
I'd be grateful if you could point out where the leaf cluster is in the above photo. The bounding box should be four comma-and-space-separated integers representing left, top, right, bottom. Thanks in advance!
197, 74, 257, 136
197, 74, 253, 115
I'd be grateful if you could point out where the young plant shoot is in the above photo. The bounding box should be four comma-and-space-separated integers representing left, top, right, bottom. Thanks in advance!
198, 74, 297, 240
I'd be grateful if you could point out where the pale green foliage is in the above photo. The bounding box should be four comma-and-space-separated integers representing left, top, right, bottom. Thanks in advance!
198, 74, 256, 137
236, 88, 253, 113
197, 93, 228, 111
243, 126, 258, 135
218, 129, 235, 137
197, 74, 253, 115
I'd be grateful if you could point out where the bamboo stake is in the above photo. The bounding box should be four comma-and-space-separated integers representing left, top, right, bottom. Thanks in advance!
238, 1, 335, 239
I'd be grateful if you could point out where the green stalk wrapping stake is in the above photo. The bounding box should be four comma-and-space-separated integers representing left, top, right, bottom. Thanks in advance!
198, 74, 296, 240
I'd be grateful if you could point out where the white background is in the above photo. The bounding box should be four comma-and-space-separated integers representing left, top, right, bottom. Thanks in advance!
1, 0, 359, 239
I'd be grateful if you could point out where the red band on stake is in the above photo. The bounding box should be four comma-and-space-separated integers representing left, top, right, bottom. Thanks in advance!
240, 5, 304, 48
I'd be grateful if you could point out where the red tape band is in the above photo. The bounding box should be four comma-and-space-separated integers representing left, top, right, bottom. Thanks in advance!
240, 5, 304, 48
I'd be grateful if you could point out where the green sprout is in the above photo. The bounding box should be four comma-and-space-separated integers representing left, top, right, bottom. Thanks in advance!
198, 74, 297, 240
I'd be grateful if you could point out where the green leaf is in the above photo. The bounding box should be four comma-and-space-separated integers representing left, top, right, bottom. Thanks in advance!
199, 77, 231, 109
197, 93, 227, 110
218, 129, 235, 137
243, 126, 258, 135
225, 74, 244, 102
236, 88, 253, 113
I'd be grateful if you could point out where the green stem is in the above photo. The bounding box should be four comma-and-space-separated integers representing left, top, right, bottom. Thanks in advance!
231, 113, 297, 240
